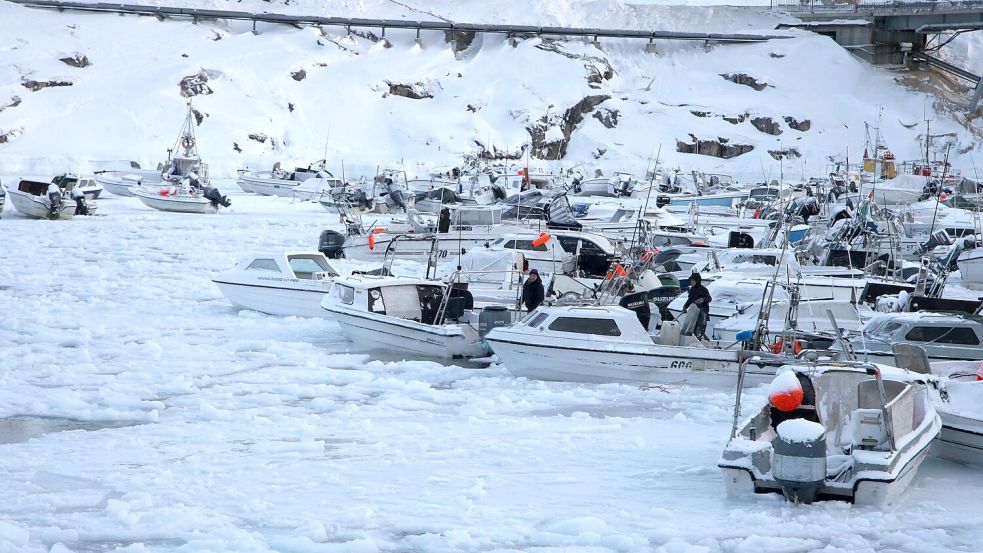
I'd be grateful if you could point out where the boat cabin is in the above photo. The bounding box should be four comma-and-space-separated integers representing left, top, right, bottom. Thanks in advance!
861, 313, 983, 360
236, 252, 339, 281
330, 276, 468, 325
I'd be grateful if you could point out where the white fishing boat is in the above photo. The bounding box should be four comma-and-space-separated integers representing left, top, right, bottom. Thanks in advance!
94, 161, 164, 197
485, 304, 777, 385
838, 312, 983, 365
292, 175, 346, 202
236, 162, 322, 196
720, 362, 941, 506
212, 252, 340, 317
0, 180, 6, 216
321, 274, 515, 359
133, 185, 222, 214
133, 104, 231, 214
930, 363, 983, 466
7, 179, 78, 220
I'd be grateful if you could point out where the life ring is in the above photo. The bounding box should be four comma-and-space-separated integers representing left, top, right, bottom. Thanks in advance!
181, 136, 195, 150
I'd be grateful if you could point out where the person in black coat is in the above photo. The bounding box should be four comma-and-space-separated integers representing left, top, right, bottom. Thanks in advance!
522, 269, 545, 312
437, 207, 451, 233
682, 272, 712, 340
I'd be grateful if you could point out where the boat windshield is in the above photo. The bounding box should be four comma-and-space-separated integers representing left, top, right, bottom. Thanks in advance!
865, 319, 903, 340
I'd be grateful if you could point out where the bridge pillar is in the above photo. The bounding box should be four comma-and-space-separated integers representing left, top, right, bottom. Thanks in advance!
415, 27, 423, 48
970, 79, 983, 113
645, 39, 657, 54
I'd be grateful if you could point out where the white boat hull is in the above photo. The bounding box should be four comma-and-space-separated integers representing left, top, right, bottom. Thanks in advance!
213, 280, 332, 317
486, 332, 771, 385
324, 307, 484, 359
238, 174, 300, 197
933, 410, 983, 466
96, 170, 161, 197
133, 188, 216, 214
7, 189, 76, 220
958, 249, 983, 287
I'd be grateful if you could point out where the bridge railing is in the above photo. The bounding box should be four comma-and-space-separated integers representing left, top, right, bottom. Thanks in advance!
773, 0, 983, 13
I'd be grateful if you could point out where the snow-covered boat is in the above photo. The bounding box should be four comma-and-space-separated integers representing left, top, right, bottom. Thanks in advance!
932, 367, 983, 466
485, 304, 777, 385
0, 180, 7, 216
839, 312, 983, 364
212, 252, 340, 317
321, 274, 515, 359
236, 163, 321, 197
291, 175, 346, 202
7, 179, 77, 220
720, 362, 941, 505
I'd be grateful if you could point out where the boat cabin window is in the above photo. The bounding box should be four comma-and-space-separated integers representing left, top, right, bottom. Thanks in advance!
865, 320, 904, 340
504, 239, 548, 252
288, 256, 334, 278
904, 326, 980, 345
334, 284, 355, 305
527, 312, 550, 328
246, 258, 281, 272
548, 316, 621, 336
367, 288, 386, 313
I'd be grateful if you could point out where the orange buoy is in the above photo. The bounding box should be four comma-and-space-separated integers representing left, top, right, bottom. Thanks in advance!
532, 232, 551, 247
793, 339, 803, 355
368, 233, 376, 250
769, 371, 804, 413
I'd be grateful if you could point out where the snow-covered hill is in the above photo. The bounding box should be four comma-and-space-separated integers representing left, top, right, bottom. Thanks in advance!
0, 0, 979, 180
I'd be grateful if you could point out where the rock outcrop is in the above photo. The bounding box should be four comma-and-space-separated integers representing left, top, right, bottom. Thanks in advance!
720, 73, 768, 91
676, 135, 754, 158
527, 94, 610, 159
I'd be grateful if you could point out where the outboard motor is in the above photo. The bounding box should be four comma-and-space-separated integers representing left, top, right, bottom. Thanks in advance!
646, 285, 681, 323
387, 188, 407, 212
47, 190, 63, 217
773, 419, 826, 504
491, 184, 507, 201
203, 186, 232, 208
619, 291, 651, 330
478, 305, 511, 339
318, 229, 347, 259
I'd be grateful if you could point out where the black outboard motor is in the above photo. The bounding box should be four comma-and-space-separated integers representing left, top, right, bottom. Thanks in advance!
491, 185, 507, 201
318, 229, 347, 259
47, 188, 62, 218
646, 285, 681, 323
619, 291, 651, 330
387, 188, 407, 212
203, 186, 232, 208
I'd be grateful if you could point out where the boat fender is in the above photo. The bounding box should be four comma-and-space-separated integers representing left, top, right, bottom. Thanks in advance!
368, 234, 376, 250
769, 371, 803, 413
532, 232, 551, 247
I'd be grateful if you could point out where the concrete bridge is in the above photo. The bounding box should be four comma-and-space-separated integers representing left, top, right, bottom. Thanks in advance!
773, 1, 983, 110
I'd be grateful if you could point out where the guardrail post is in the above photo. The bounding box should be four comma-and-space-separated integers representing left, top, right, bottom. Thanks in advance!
645, 37, 657, 53
415, 26, 423, 47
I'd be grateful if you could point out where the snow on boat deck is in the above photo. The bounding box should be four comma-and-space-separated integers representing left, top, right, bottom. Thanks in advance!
1, 184, 982, 552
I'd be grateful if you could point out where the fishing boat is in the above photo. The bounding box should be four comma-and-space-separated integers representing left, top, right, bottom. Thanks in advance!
320, 274, 515, 359
7, 179, 78, 220
95, 162, 164, 197
236, 162, 323, 196
212, 252, 340, 317
838, 312, 983, 364
133, 104, 231, 214
932, 366, 983, 467
484, 303, 777, 385
719, 362, 941, 505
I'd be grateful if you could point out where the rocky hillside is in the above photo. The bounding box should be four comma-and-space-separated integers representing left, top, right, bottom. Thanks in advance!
0, 0, 979, 180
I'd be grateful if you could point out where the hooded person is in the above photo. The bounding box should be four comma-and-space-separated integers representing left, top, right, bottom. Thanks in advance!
521, 268, 545, 312
437, 207, 451, 233
682, 272, 711, 340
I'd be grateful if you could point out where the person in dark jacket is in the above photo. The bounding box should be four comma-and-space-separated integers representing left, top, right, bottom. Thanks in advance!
682, 272, 711, 340
522, 269, 545, 312
437, 207, 451, 233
